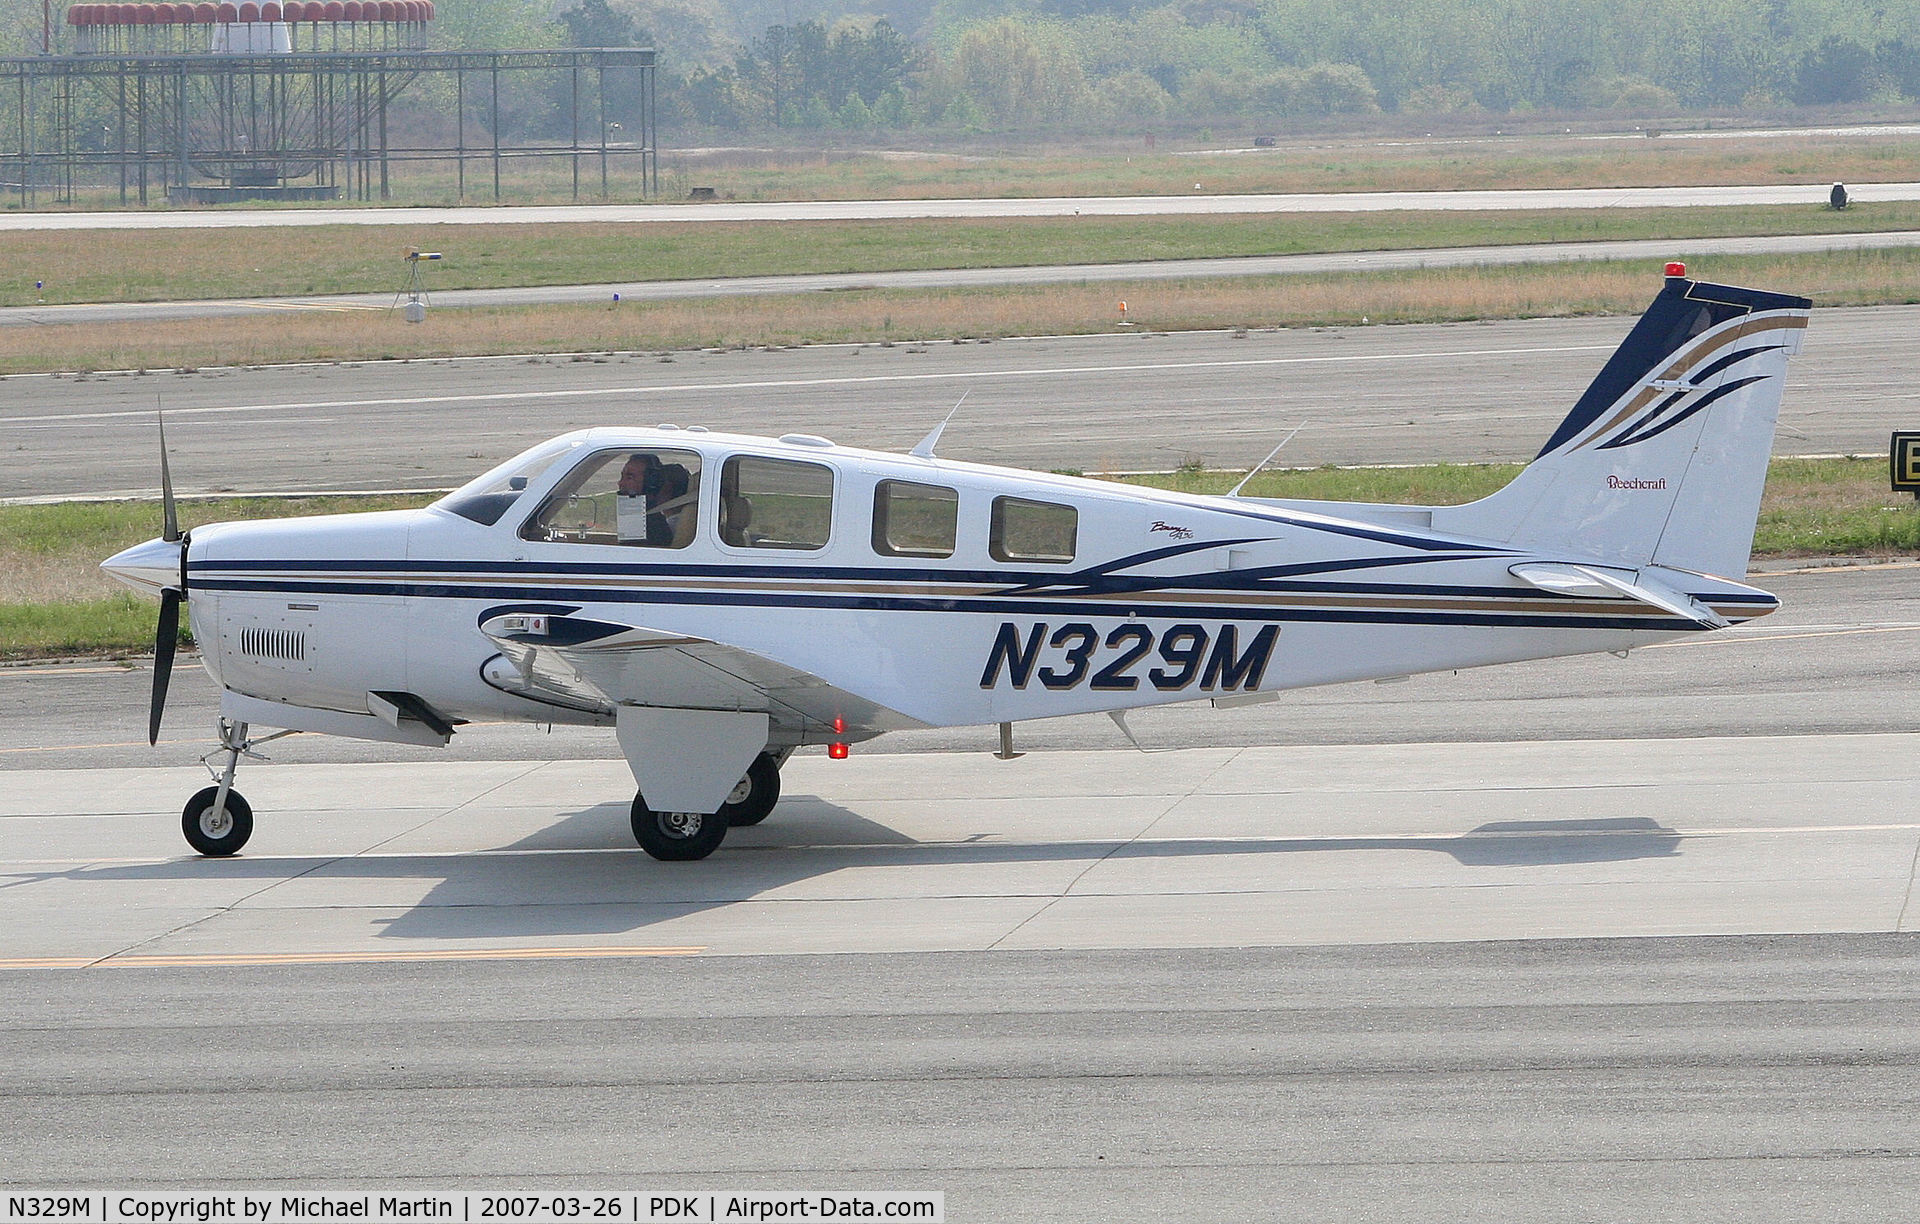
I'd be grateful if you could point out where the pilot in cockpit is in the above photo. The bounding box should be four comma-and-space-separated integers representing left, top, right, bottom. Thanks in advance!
617, 452, 696, 546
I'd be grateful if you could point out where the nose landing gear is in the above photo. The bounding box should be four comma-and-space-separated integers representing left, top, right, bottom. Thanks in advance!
180, 718, 295, 857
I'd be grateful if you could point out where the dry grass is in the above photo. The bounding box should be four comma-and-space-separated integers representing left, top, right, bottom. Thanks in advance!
0, 553, 112, 603
661, 133, 1920, 201
5, 246, 1916, 374
26, 129, 1920, 212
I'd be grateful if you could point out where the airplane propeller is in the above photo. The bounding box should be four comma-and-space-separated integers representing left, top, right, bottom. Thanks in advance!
148, 413, 185, 745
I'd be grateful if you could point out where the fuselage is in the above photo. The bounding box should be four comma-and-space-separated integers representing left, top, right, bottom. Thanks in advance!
105, 426, 1778, 744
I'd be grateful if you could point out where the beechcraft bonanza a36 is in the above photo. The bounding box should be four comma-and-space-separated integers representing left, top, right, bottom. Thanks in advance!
104, 267, 1807, 861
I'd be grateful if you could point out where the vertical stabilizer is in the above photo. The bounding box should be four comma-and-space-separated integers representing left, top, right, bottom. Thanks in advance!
1433, 273, 1810, 577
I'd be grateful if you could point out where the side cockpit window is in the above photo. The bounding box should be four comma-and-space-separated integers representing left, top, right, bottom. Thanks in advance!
990, 495, 1077, 563
720, 455, 834, 550
521, 448, 702, 548
873, 480, 958, 558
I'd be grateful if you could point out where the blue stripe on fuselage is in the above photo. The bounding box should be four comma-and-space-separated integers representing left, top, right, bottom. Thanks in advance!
186, 571, 1758, 633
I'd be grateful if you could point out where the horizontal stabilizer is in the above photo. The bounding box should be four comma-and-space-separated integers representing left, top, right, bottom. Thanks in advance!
1509, 562, 1730, 628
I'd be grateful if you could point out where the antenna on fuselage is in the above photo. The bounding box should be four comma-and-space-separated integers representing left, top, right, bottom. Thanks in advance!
911, 392, 968, 459
1227, 424, 1306, 498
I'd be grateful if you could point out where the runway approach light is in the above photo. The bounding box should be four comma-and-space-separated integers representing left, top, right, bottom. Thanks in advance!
1665, 262, 1687, 278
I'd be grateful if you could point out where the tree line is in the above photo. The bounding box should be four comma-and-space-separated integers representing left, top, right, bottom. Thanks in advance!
6, 0, 1920, 133
635, 0, 1920, 132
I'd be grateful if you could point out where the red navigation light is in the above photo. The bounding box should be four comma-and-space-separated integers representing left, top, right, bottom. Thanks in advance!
1664, 262, 1687, 278
828, 742, 849, 760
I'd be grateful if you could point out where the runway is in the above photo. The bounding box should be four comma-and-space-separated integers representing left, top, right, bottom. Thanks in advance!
6, 306, 1918, 498
5, 181, 1920, 231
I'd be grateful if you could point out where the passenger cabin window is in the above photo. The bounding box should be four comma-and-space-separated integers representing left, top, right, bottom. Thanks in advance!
990, 495, 1077, 563
520, 448, 702, 548
719, 455, 835, 550
872, 480, 958, 559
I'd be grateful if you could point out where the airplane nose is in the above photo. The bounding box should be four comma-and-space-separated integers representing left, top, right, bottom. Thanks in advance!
102, 536, 184, 598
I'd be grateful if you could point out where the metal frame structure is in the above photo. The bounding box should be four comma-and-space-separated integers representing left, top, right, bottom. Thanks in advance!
1, 46, 657, 206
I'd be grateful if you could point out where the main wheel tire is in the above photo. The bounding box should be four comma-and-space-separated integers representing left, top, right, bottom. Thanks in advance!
631, 794, 729, 861
720, 753, 782, 827
182, 786, 254, 857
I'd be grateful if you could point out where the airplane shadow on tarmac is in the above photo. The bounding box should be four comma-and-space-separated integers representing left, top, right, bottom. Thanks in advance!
52, 806, 1681, 941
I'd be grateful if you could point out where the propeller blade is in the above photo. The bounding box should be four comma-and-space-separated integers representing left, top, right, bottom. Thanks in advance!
150, 588, 180, 746
158, 410, 179, 544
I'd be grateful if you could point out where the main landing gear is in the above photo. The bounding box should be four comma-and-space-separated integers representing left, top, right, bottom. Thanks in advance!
180, 718, 294, 857
630, 750, 784, 861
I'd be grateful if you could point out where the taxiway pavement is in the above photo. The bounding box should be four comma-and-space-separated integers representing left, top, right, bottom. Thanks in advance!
4, 732, 1917, 962
3, 724, 1919, 1215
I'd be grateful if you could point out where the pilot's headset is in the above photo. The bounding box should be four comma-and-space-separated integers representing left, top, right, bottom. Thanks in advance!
624, 453, 661, 496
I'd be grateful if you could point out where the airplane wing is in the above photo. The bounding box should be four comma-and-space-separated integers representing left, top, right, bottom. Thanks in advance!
478, 609, 904, 734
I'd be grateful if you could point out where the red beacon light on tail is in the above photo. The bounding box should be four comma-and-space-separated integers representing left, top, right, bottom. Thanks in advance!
1665, 262, 1687, 278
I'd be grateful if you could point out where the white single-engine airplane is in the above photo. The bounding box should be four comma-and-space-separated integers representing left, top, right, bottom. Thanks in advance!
105, 266, 1808, 861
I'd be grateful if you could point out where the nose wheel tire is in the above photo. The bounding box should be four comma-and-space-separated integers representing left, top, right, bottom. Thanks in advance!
631, 794, 729, 861
720, 753, 782, 827
183, 786, 254, 857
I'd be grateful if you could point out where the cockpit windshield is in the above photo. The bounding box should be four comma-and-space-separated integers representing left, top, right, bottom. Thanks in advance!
434, 437, 583, 527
